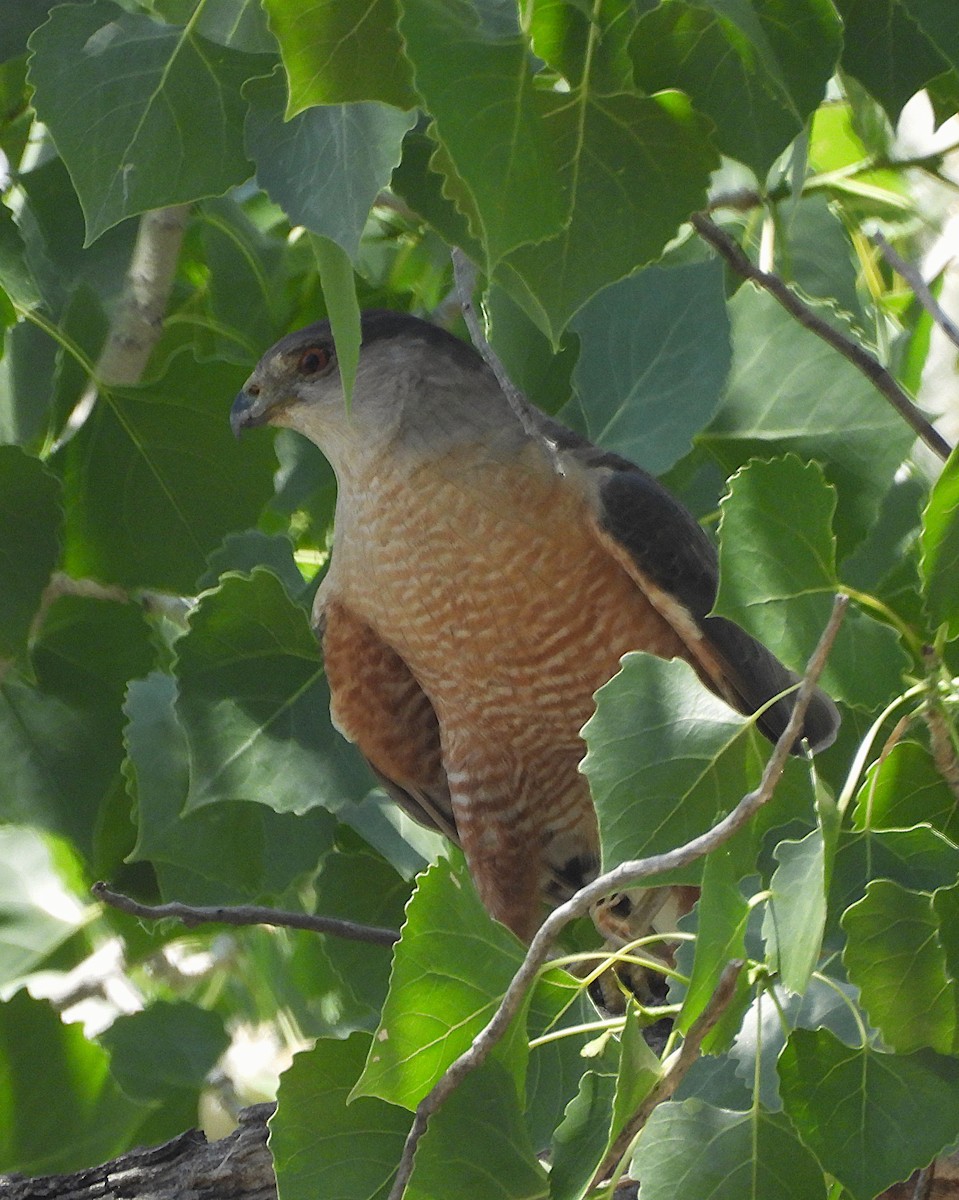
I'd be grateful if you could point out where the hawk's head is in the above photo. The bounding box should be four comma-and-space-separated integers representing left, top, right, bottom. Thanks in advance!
230, 310, 506, 474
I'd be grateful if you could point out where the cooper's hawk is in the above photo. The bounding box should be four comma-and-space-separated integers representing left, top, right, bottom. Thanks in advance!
231, 310, 839, 943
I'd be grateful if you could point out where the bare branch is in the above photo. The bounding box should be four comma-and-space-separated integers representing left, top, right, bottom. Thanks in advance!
591, 959, 745, 1187
690, 212, 953, 463
0, 1103, 276, 1200
873, 231, 959, 354
386, 595, 849, 1200
92, 882, 400, 948
450, 248, 558, 452
55, 204, 191, 449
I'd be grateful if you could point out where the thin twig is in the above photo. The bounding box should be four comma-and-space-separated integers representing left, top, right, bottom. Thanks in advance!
690, 212, 953, 463
450, 248, 561, 462
913, 1162, 936, 1200
590, 959, 745, 1187
873, 231, 959, 354
385, 595, 849, 1200
92, 882, 400, 947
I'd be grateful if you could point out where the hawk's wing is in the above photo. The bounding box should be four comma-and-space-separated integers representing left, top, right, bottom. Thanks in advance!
537, 415, 840, 753
317, 599, 459, 842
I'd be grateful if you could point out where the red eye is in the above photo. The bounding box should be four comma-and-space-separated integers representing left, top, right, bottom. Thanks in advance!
298, 346, 331, 375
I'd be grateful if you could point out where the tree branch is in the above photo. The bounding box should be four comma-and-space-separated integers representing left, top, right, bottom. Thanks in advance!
690, 212, 953, 463
0, 1103, 276, 1200
55, 204, 191, 449
872, 231, 959, 354
386, 594, 849, 1200
591, 959, 745, 1188
92, 882, 400, 948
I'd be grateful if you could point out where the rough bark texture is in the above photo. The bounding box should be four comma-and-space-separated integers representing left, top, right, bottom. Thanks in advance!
0, 1104, 276, 1200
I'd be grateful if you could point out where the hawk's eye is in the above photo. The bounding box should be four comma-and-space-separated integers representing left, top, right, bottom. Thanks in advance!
298, 346, 331, 375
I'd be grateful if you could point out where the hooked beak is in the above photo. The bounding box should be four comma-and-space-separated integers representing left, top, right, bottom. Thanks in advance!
230, 384, 269, 438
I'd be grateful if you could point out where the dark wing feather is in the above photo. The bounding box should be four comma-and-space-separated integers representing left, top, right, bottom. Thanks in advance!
537, 415, 840, 752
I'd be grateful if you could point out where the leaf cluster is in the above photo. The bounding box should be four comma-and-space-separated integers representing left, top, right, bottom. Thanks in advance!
0, 2, 959, 1199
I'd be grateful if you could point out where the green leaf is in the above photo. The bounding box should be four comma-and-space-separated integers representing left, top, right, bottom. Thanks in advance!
528, 0, 636, 95
0, 595, 153, 868
499, 90, 717, 340
563, 259, 731, 475
405, 1058, 549, 1200
842, 880, 957, 1055
830, 826, 959, 936
28, 3, 270, 243
291, 847, 410, 1037
245, 69, 416, 261
354, 855, 527, 1110
263, 0, 417, 111
630, 4, 798, 175
920, 443, 959, 638
0, 991, 153, 1175
125, 672, 338, 904
0, 446, 61, 660
702, 285, 916, 558
313, 235, 362, 404
174, 570, 374, 814
0, 202, 41, 309
634, 1100, 827, 1200
852, 740, 959, 842
778, 1028, 959, 1200
902, 0, 959, 75
397, 0, 567, 265
678, 847, 751, 1037
99, 1000, 229, 1102
270, 1034, 412, 1200
835, 0, 948, 121
714, 455, 910, 709
549, 1067, 618, 1200
762, 830, 827, 995
583, 653, 755, 878
0, 827, 85, 988
55, 351, 275, 593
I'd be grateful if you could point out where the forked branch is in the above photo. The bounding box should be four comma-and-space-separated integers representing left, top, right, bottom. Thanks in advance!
386, 594, 850, 1200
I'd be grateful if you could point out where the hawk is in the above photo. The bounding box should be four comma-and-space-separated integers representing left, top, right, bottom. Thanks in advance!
231, 310, 838, 943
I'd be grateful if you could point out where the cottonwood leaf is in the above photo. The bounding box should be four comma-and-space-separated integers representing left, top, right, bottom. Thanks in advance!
0, 827, 84, 989
263, 0, 417, 111
842, 879, 957, 1055
271, 1034, 411, 1200
174, 570, 374, 814
853, 740, 959, 842
702, 286, 915, 558
0, 595, 153, 869
714, 454, 909, 709
99, 1001, 229, 1103
564, 259, 731, 475
405, 1058, 549, 1200
835, 0, 948, 121
498, 90, 717, 340
762, 830, 827, 995
245, 69, 416, 261
125, 672, 338, 904
920, 443, 959, 639
0, 447, 61, 660
28, 3, 269, 243
0, 991, 154, 1175
54, 351, 276, 594
353, 855, 528, 1110
397, 0, 567, 265
584, 654, 766, 879
779, 1028, 959, 1200
634, 1100, 827, 1200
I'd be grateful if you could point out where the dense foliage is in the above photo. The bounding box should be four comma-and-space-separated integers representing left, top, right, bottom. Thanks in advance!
2, 1, 959, 1197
